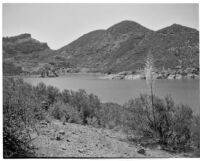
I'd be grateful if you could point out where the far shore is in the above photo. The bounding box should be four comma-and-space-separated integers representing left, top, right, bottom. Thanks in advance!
4, 70, 199, 81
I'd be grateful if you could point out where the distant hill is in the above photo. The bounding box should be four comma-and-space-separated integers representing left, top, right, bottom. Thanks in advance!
3, 34, 54, 75
3, 20, 199, 75
3, 33, 50, 57
57, 20, 199, 73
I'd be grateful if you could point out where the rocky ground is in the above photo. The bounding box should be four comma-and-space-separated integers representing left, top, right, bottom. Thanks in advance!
100, 68, 199, 80
29, 119, 189, 158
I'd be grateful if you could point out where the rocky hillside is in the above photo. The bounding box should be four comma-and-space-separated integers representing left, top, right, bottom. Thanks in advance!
57, 21, 199, 73
31, 119, 186, 158
3, 20, 199, 75
3, 34, 55, 75
56, 20, 154, 73
3, 33, 50, 57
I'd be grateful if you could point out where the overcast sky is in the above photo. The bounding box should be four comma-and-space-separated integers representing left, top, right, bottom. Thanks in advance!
3, 3, 199, 49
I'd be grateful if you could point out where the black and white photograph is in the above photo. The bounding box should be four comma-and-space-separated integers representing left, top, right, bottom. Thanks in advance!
2, 1, 200, 158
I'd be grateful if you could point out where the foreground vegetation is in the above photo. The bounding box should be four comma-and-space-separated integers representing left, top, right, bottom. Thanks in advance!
3, 77, 200, 158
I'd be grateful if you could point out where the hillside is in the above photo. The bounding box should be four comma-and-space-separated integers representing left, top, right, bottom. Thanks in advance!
57, 21, 199, 73
31, 119, 185, 157
56, 20, 154, 73
3, 34, 55, 75
3, 20, 199, 75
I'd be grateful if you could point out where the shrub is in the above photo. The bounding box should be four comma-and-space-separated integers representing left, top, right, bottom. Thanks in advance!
61, 89, 101, 125
99, 103, 123, 129
46, 86, 59, 105
50, 101, 82, 124
50, 101, 67, 120
124, 94, 194, 151
3, 78, 38, 157
3, 62, 23, 76
191, 115, 200, 149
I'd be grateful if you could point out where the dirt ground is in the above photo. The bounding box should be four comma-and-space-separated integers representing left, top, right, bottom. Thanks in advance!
30, 119, 186, 158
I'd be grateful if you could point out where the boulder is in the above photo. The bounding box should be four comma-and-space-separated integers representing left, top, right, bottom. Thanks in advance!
187, 74, 196, 79
114, 74, 125, 80
185, 67, 198, 74
58, 130, 65, 135
61, 145, 67, 150
137, 148, 146, 155
175, 74, 183, 79
156, 74, 164, 79
118, 71, 133, 76
124, 74, 144, 80
55, 134, 64, 141
78, 149, 86, 153
40, 120, 48, 126
118, 71, 128, 76
168, 74, 176, 80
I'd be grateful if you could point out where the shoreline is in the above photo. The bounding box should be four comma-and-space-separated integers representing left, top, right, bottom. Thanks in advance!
4, 71, 199, 80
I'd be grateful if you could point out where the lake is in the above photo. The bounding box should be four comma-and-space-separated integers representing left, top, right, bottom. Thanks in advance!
24, 74, 200, 113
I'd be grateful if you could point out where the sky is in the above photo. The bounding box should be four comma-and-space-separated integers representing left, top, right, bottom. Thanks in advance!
3, 3, 199, 49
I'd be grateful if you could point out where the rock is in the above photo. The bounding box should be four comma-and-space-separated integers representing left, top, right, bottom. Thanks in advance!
124, 74, 144, 80
118, 71, 133, 76
30, 133, 38, 139
163, 72, 170, 79
156, 74, 164, 79
118, 71, 128, 76
66, 139, 70, 142
137, 148, 146, 155
168, 74, 175, 80
187, 74, 196, 79
40, 120, 48, 125
156, 145, 162, 150
78, 149, 86, 153
115, 75, 124, 80
55, 135, 63, 141
41, 130, 51, 135
185, 67, 198, 74
50, 137, 55, 140
175, 74, 183, 79
58, 130, 65, 135
61, 145, 67, 150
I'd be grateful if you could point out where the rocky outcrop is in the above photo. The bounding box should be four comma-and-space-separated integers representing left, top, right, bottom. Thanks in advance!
100, 67, 199, 80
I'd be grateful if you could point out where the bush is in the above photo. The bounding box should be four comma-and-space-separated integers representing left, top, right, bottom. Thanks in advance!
4, 77, 199, 156
3, 62, 23, 76
50, 101, 67, 120
61, 89, 101, 125
99, 103, 123, 129
123, 94, 194, 151
191, 115, 200, 149
3, 78, 38, 157
50, 101, 82, 124
46, 86, 59, 105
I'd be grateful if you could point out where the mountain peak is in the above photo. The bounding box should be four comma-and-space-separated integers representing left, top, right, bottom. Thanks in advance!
157, 23, 198, 34
107, 20, 151, 36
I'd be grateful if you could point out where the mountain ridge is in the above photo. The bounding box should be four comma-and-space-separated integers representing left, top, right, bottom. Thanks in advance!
3, 20, 199, 75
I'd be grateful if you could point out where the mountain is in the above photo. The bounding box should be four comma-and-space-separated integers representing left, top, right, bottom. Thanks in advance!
3, 34, 55, 75
3, 20, 199, 75
56, 20, 154, 72
3, 33, 50, 57
56, 21, 199, 73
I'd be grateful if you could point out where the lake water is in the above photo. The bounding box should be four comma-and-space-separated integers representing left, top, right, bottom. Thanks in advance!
24, 74, 199, 113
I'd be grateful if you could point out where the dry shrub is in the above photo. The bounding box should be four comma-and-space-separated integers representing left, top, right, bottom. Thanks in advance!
3, 78, 37, 158
50, 101, 82, 124
124, 94, 194, 152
